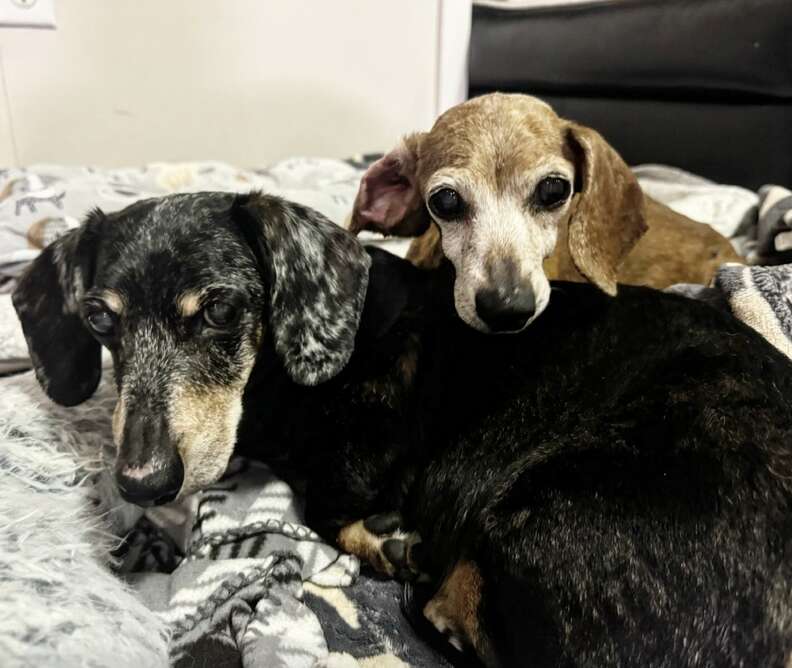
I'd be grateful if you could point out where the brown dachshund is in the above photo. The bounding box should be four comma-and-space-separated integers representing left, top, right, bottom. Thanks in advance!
350, 93, 740, 333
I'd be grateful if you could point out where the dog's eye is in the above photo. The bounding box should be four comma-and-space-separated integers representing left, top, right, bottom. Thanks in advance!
535, 177, 571, 209
428, 188, 466, 220
204, 300, 238, 328
86, 309, 115, 336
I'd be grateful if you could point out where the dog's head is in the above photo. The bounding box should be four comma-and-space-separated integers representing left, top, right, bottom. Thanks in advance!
350, 93, 647, 333
13, 192, 371, 506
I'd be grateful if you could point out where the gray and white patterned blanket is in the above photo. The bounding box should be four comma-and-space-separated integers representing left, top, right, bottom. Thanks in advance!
0, 158, 411, 292
666, 185, 792, 360
120, 458, 448, 667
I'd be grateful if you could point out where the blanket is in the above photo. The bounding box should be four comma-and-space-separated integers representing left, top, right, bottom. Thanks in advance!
0, 370, 168, 667
664, 186, 792, 360
122, 458, 449, 667
749, 185, 792, 265
0, 159, 411, 292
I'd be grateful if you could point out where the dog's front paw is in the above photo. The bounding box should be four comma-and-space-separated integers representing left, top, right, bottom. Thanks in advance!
337, 512, 424, 580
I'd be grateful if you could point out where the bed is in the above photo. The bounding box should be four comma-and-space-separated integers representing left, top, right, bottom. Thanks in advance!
1, 158, 792, 667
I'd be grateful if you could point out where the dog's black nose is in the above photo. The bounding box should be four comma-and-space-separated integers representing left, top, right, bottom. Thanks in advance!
475, 287, 536, 332
116, 462, 183, 507
115, 413, 184, 507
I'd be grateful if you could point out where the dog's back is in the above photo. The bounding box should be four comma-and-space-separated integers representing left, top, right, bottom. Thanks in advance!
479, 426, 792, 667
408, 283, 792, 667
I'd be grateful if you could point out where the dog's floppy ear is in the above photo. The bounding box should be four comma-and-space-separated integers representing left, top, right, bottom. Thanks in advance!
349, 132, 430, 237
12, 212, 103, 406
233, 193, 372, 386
564, 123, 647, 295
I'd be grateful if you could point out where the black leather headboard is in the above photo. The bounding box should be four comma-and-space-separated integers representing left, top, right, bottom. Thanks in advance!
469, 0, 792, 189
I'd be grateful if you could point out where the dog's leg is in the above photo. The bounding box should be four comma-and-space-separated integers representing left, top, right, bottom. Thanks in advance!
423, 560, 497, 666
337, 512, 424, 580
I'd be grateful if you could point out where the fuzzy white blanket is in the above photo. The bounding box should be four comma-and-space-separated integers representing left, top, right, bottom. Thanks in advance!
0, 368, 169, 667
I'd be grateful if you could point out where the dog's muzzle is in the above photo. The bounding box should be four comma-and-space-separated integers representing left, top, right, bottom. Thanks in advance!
474, 259, 537, 332
475, 287, 535, 332
115, 412, 184, 507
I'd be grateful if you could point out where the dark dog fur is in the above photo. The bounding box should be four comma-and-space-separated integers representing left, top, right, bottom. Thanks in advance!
14, 192, 792, 667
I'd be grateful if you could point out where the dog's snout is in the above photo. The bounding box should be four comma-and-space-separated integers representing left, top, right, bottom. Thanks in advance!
115, 413, 184, 507
475, 288, 536, 332
116, 462, 183, 507
475, 260, 537, 332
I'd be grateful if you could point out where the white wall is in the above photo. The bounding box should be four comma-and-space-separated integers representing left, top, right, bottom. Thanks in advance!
437, 0, 472, 116
0, 0, 470, 167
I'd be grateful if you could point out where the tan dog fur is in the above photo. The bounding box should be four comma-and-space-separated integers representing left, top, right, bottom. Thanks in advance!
350, 94, 740, 328
423, 561, 495, 664
409, 195, 741, 289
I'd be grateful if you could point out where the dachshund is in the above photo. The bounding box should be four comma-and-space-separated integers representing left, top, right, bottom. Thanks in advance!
349, 93, 741, 333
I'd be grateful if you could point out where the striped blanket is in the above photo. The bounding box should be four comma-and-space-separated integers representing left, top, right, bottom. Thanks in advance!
122, 458, 450, 667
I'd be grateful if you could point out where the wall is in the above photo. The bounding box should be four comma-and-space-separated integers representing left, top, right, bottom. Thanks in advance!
0, 0, 469, 167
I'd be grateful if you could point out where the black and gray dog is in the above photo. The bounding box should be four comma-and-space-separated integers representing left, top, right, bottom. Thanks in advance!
13, 192, 792, 667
